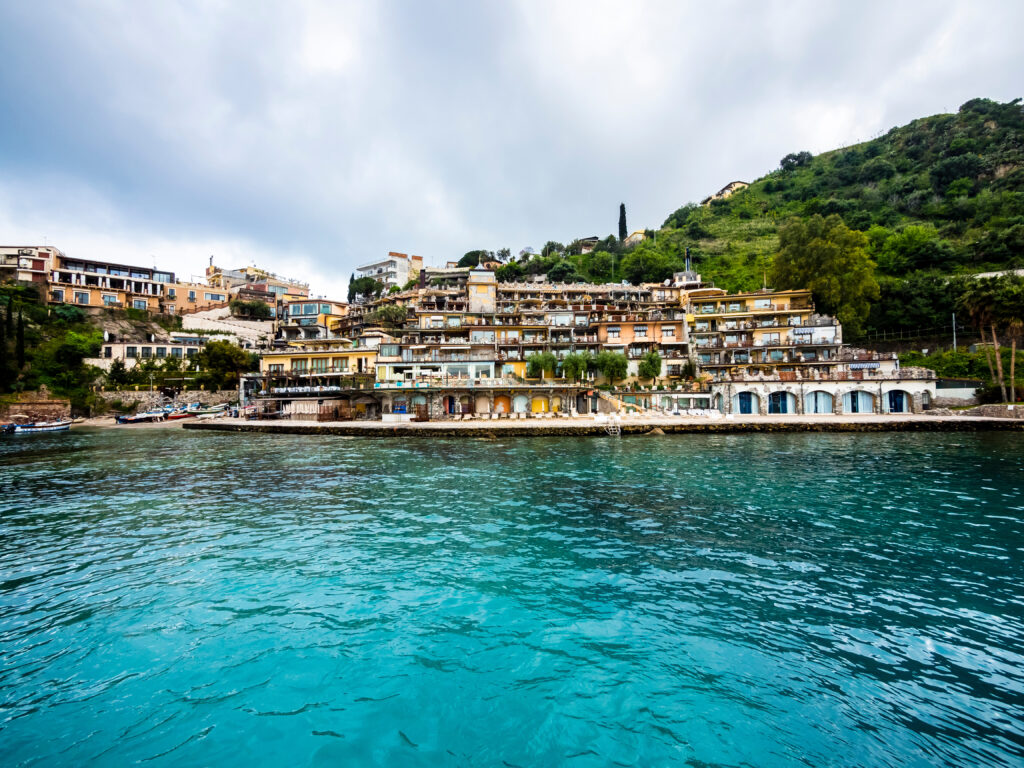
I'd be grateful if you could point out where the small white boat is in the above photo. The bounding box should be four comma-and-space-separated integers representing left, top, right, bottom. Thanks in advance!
4, 419, 73, 434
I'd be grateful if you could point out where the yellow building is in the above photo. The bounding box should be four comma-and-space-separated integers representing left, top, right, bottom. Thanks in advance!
259, 338, 376, 378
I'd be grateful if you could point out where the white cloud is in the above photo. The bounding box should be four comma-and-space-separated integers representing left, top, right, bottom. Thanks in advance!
1, 0, 1021, 293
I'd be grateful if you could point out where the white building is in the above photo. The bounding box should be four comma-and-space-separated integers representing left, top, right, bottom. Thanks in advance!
356, 252, 424, 290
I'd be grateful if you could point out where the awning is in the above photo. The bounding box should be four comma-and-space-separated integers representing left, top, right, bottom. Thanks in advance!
850, 362, 880, 369
791, 327, 815, 335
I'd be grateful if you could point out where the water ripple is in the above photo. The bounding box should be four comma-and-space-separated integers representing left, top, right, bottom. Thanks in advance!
0, 430, 1022, 766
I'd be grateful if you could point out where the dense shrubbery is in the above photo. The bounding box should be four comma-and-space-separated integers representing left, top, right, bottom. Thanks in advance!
229, 299, 272, 319
0, 285, 103, 411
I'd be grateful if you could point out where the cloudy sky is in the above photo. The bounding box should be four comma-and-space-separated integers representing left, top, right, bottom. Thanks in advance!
1, 1, 1021, 298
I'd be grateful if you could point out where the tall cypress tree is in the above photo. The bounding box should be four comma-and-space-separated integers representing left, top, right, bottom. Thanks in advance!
15, 308, 25, 369
0, 314, 8, 390
618, 203, 627, 241
347, 273, 355, 303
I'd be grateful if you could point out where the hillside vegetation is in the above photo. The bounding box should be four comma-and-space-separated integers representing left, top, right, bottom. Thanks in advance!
488, 98, 1023, 340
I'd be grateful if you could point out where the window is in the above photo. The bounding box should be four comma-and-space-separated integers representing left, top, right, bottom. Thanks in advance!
634, 325, 647, 338
754, 299, 771, 309
268, 363, 284, 373
153, 272, 173, 283
204, 293, 225, 302
166, 305, 175, 314
126, 346, 137, 358
695, 321, 710, 331
728, 303, 742, 312
333, 357, 348, 371
167, 288, 176, 298
661, 326, 674, 338
104, 346, 112, 358
700, 304, 716, 314
186, 348, 197, 357
102, 294, 118, 306
320, 304, 331, 314
769, 349, 784, 361
133, 299, 148, 310
763, 332, 780, 344
378, 345, 399, 357
447, 317, 461, 327
303, 303, 317, 315
51, 289, 64, 302
156, 347, 167, 358
141, 347, 152, 358
292, 359, 308, 373
188, 290, 196, 302
607, 326, 620, 339
75, 291, 90, 304
171, 348, 183, 358
310, 358, 328, 373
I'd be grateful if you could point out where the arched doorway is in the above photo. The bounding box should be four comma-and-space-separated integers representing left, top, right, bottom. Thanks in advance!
442, 395, 457, 415
887, 390, 911, 413
768, 391, 796, 414
513, 395, 529, 413
733, 391, 760, 415
475, 394, 491, 414
550, 395, 562, 413
531, 396, 549, 413
459, 394, 473, 414
494, 395, 511, 413
804, 390, 833, 414
842, 390, 874, 414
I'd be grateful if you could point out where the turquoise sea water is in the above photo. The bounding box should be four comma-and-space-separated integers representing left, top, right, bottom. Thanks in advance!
1, 430, 1023, 767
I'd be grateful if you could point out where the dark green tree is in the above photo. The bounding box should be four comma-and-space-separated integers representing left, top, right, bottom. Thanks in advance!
0, 314, 8, 390
771, 214, 879, 337
347, 273, 356, 303
16, 309, 25, 369
196, 340, 258, 390
106, 359, 131, 387
618, 203, 627, 241
595, 350, 629, 386
5, 298, 12, 338
349, 276, 384, 301
525, 351, 557, 380
637, 350, 662, 381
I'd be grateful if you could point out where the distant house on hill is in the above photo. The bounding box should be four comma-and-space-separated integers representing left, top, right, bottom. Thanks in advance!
578, 236, 600, 254
623, 230, 647, 246
701, 180, 749, 206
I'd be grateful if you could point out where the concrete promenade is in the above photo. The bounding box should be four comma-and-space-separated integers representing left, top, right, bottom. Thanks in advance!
183, 414, 1024, 437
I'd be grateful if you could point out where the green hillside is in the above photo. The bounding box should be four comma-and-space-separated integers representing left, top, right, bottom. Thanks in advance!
494, 97, 1023, 340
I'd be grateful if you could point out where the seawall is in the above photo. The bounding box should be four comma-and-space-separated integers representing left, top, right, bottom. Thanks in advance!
184, 416, 1024, 437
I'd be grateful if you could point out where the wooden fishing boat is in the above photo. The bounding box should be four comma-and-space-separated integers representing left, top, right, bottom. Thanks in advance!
4, 419, 73, 434
115, 411, 167, 424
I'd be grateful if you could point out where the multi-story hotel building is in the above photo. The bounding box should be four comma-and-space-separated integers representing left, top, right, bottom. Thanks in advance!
250, 268, 935, 419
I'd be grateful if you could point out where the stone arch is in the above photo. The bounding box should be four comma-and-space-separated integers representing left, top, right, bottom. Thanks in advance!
494, 395, 511, 413
512, 394, 529, 413
767, 391, 797, 414
804, 390, 834, 414
884, 389, 912, 413
841, 390, 875, 414
531, 396, 549, 413
475, 394, 491, 413
550, 395, 562, 413
732, 390, 760, 415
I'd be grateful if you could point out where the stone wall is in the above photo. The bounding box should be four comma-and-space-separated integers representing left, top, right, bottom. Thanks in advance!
965, 404, 1024, 419
96, 388, 237, 410
0, 387, 71, 421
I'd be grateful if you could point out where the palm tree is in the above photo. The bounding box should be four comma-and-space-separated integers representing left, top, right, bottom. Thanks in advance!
958, 278, 1007, 402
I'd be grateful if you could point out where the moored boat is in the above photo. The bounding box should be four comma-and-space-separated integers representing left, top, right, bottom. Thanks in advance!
115, 411, 168, 424
4, 419, 73, 434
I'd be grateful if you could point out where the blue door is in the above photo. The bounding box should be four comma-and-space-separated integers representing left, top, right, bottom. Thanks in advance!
888, 390, 905, 413
738, 392, 753, 414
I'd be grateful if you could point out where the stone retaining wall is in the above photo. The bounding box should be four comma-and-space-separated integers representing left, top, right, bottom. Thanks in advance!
185, 418, 1024, 437
0, 389, 71, 421
97, 389, 237, 410
965, 404, 1024, 419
